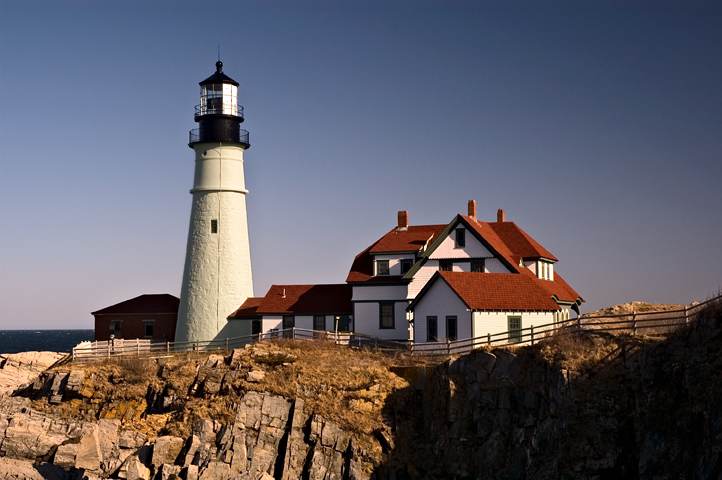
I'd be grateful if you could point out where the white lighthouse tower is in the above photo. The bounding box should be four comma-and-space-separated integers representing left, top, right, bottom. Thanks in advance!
176, 61, 254, 344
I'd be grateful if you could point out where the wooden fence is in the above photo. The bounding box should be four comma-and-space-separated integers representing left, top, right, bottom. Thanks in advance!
409, 293, 721, 356
72, 294, 722, 361
71, 328, 407, 362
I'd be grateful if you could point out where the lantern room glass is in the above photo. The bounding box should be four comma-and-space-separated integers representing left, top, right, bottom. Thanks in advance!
199, 83, 238, 116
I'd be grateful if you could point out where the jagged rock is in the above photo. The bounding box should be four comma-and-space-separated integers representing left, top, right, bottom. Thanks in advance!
280, 398, 309, 480
0, 456, 68, 480
49, 372, 69, 404
53, 442, 79, 468
97, 418, 120, 469
119, 429, 147, 449
245, 370, 265, 383
178, 434, 199, 466
205, 354, 224, 368
75, 423, 102, 471
202, 370, 224, 395
157, 463, 182, 480
184, 465, 199, 480
0, 351, 66, 397
199, 460, 231, 480
65, 370, 85, 398
229, 349, 245, 369
152, 436, 184, 468
124, 455, 151, 480
1, 413, 71, 460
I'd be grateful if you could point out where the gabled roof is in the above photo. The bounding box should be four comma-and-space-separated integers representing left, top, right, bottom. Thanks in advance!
253, 284, 352, 314
92, 294, 179, 315
408, 272, 560, 312
459, 215, 521, 272
346, 224, 444, 283
488, 221, 558, 261
229, 297, 263, 319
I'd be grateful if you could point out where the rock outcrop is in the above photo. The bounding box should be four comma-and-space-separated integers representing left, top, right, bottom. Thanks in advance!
1, 304, 722, 479
0, 352, 66, 397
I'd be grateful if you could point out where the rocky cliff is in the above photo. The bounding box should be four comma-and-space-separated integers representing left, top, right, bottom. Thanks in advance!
1, 302, 721, 480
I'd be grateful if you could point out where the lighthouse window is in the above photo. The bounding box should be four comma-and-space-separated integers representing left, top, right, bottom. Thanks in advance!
211, 220, 218, 233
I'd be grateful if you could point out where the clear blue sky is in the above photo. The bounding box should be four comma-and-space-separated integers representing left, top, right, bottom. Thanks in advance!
1, 1, 720, 329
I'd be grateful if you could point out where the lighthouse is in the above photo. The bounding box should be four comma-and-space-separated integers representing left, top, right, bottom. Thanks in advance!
176, 61, 254, 344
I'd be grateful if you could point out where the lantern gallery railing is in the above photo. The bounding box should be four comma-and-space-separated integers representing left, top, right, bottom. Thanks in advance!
189, 127, 249, 146
195, 103, 244, 120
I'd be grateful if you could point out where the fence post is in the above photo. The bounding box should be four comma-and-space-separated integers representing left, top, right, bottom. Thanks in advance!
166, 341, 169, 354
531, 326, 534, 345
487, 333, 491, 346
684, 305, 688, 324
137, 341, 140, 356
447, 339, 451, 355
632, 310, 637, 336
576, 315, 581, 332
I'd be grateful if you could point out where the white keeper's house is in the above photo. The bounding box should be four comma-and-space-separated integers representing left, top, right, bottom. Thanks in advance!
233, 200, 583, 344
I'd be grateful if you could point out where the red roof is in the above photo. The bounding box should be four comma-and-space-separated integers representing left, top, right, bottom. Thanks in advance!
347, 225, 445, 282
92, 294, 179, 315
460, 216, 521, 272
369, 225, 446, 253
488, 221, 558, 261
433, 272, 561, 311
254, 284, 352, 314
535, 271, 583, 303
229, 297, 264, 319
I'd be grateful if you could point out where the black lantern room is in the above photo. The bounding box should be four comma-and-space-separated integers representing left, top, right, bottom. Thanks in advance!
189, 61, 249, 149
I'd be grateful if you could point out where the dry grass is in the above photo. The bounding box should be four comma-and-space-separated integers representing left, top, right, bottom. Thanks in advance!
32, 340, 433, 440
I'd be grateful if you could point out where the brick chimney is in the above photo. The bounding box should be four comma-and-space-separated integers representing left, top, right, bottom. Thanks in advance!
497, 209, 505, 222
468, 200, 477, 220
398, 211, 409, 231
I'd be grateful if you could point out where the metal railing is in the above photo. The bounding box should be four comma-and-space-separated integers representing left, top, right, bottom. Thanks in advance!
194, 104, 244, 120
189, 128, 249, 146
72, 294, 722, 362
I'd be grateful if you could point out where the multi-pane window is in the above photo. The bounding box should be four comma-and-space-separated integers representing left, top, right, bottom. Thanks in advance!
455, 228, 465, 248
439, 261, 453, 272
144, 321, 154, 338
377, 260, 390, 275
446, 316, 457, 341
400, 259, 413, 275
380, 303, 394, 329
508, 316, 522, 343
471, 260, 485, 273
211, 219, 218, 234
427, 316, 438, 342
314, 315, 326, 331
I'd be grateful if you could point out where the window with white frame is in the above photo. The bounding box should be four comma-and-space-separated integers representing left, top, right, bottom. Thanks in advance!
377, 260, 390, 275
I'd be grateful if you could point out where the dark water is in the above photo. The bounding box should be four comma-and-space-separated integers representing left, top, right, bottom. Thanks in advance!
0, 330, 94, 355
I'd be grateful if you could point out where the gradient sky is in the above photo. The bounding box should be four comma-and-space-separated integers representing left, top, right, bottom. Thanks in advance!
1, 1, 720, 329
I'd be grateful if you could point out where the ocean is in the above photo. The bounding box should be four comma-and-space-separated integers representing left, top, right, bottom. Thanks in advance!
0, 330, 94, 355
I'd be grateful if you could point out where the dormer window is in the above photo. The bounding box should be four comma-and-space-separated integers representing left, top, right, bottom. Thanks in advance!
400, 259, 413, 275
537, 261, 554, 280
455, 228, 465, 248
377, 260, 390, 275
439, 261, 453, 272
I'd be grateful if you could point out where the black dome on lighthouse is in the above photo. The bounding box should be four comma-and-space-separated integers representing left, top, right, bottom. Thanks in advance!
199, 61, 239, 87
